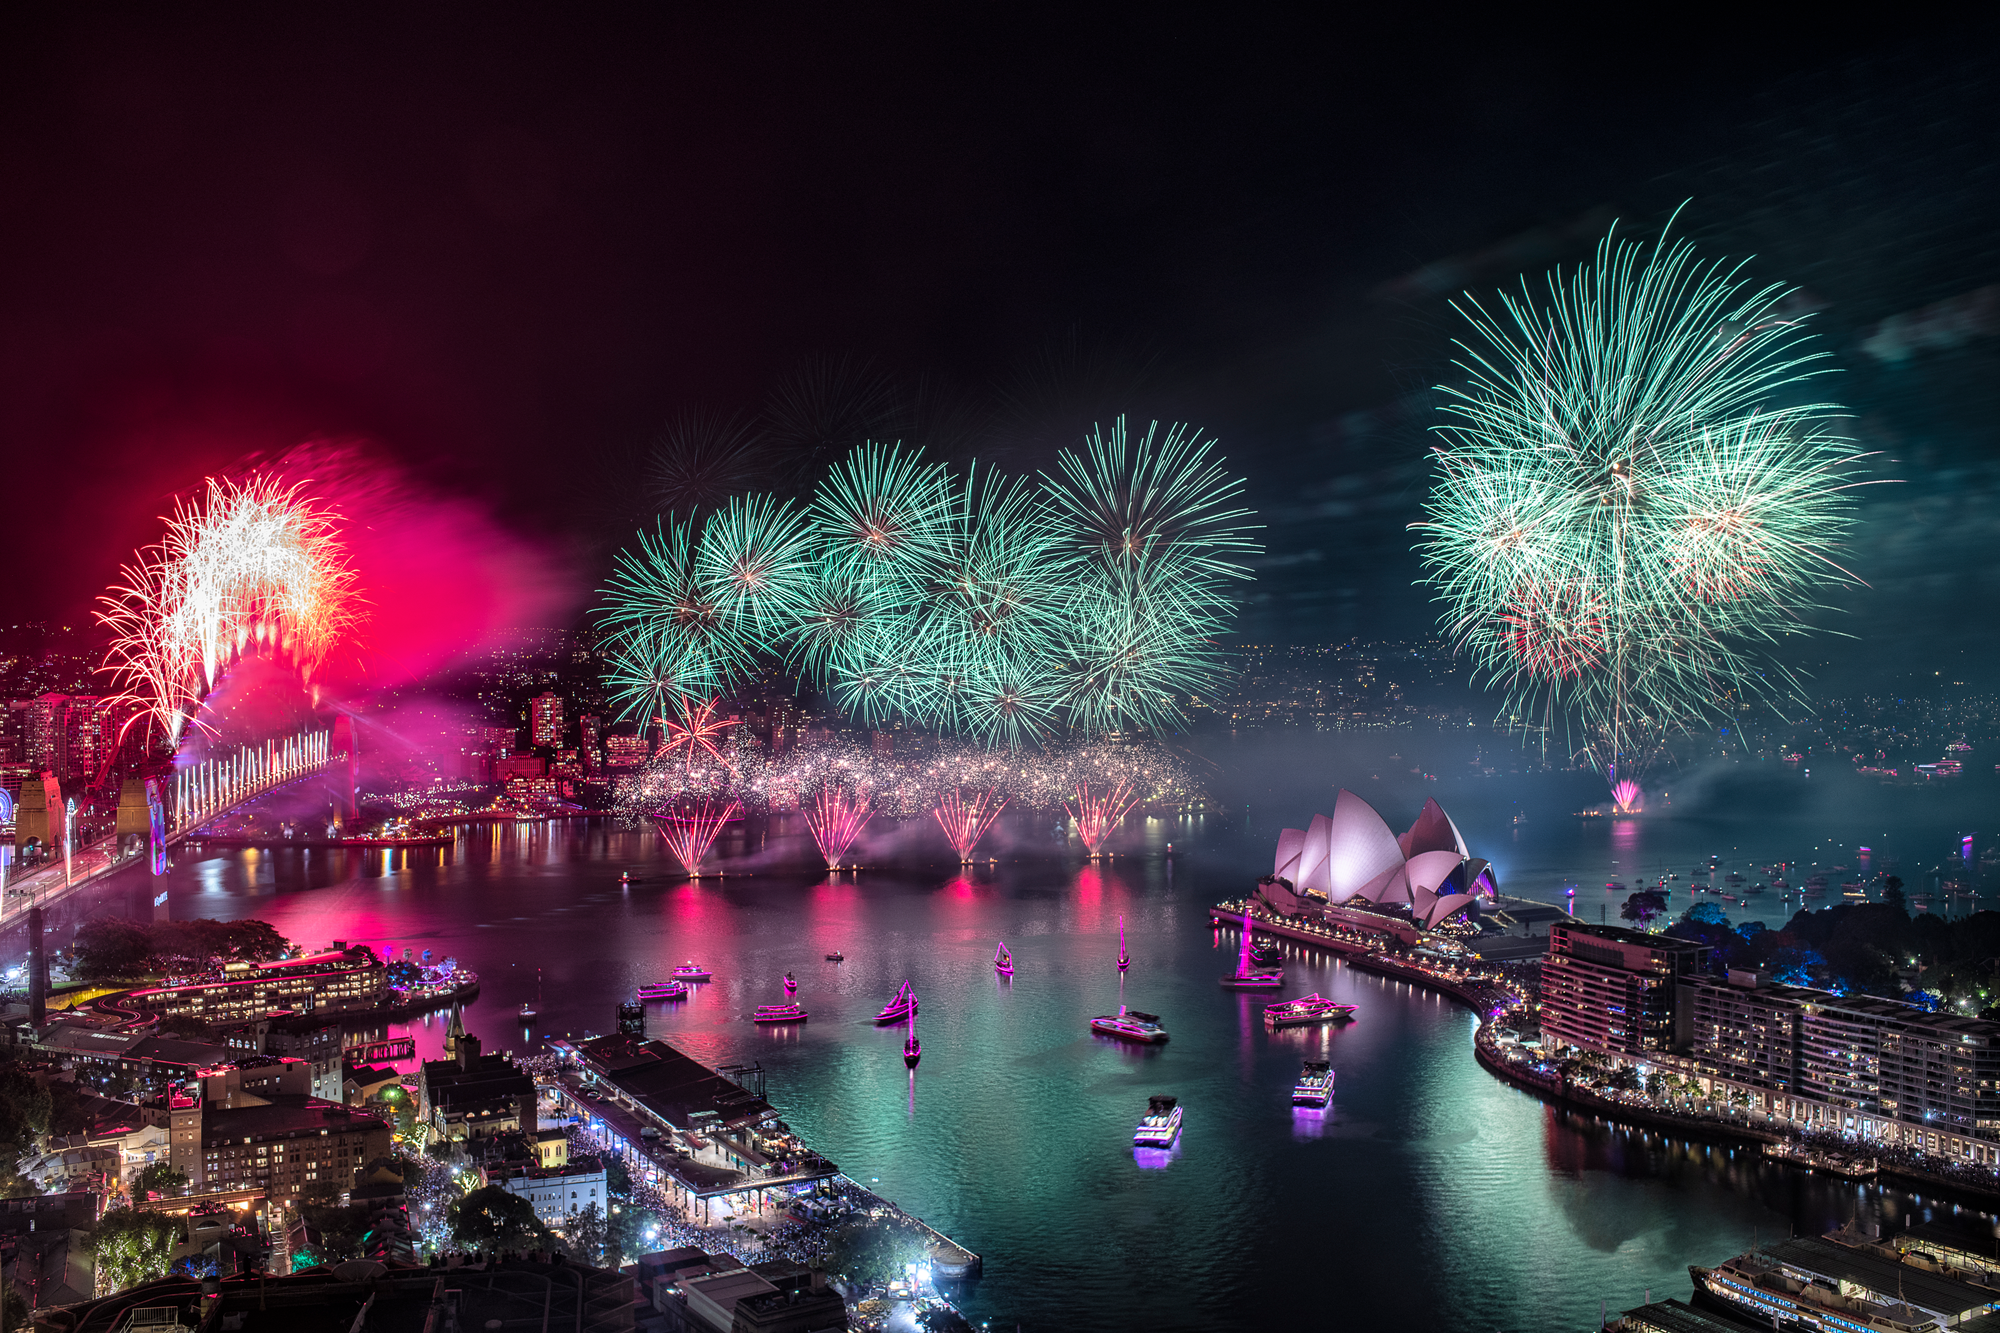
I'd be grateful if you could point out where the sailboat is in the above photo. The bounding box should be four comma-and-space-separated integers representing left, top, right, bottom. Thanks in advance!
1220, 907, 1283, 990
875, 979, 918, 1023
903, 998, 921, 1068
519, 968, 542, 1020
1117, 916, 1130, 973
994, 941, 1013, 977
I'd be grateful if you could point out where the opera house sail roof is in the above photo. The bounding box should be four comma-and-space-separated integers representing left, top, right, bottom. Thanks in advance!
1267, 790, 1495, 929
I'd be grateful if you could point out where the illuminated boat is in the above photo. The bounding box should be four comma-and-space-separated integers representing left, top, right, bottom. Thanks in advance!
875, 979, 917, 1024
903, 1004, 921, 1069
1691, 1250, 1940, 1332
672, 961, 712, 982
1248, 940, 1283, 967
1132, 1095, 1182, 1147
994, 942, 1013, 977
783, 971, 797, 995
637, 981, 688, 1001
753, 1002, 808, 1024
1291, 1060, 1333, 1108
1262, 994, 1356, 1028
1116, 917, 1130, 973
1221, 908, 1283, 990
1091, 1006, 1168, 1044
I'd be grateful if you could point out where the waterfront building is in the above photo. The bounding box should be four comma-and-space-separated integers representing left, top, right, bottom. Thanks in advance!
1696, 1230, 2000, 1331
122, 947, 389, 1024
1264, 790, 1497, 929
1540, 922, 1708, 1058
499, 1157, 608, 1227
167, 1091, 390, 1197
637, 1248, 844, 1333
1678, 971, 2000, 1163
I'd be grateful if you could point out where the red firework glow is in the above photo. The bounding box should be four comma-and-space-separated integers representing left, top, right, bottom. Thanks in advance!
659, 695, 738, 771
1501, 580, 1605, 682
933, 789, 1007, 861
1067, 780, 1138, 856
653, 797, 741, 876
806, 786, 871, 869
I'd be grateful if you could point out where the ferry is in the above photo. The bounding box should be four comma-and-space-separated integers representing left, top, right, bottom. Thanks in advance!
1291, 1060, 1333, 1108
875, 979, 918, 1024
1263, 994, 1357, 1028
753, 1002, 808, 1024
994, 941, 1013, 977
1842, 882, 1866, 900
1132, 1095, 1183, 1147
637, 981, 689, 1001
673, 961, 712, 982
1692, 1250, 1941, 1332
1091, 1006, 1169, 1044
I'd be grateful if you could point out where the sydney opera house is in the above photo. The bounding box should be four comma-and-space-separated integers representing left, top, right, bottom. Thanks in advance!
1261, 790, 1498, 930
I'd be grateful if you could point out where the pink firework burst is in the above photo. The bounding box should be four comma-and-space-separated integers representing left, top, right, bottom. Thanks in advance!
1067, 780, 1139, 856
659, 695, 739, 772
807, 786, 872, 869
1610, 779, 1643, 813
653, 796, 741, 876
934, 789, 1008, 862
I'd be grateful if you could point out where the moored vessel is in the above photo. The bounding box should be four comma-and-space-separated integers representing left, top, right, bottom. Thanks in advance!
1263, 994, 1356, 1028
753, 1002, 808, 1024
637, 981, 689, 1001
673, 961, 712, 982
1291, 1059, 1333, 1108
1133, 1095, 1183, 1148
1221, 908, 1283, 990
1091, 1006, 1169, 1044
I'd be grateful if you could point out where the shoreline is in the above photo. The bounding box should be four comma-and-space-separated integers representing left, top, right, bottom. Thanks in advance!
1211, 900, 2000, 1212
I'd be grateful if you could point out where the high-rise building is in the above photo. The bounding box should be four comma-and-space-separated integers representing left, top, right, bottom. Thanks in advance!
530, 693, 564, 749
1540, 922, 1708, 1059
61, 695, 113, 784
21, 694, 65, 774
578, 714, 602, 773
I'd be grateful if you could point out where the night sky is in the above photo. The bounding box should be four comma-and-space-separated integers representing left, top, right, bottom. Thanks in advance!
4, 12, 1996, 677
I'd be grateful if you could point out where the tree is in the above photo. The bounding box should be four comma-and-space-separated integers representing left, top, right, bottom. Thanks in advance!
1681, 903, 1729, 927
560, 1202, 607, 1267
132, 1163, 188, 1198
604, 1202, 651, 1270
1883, 875, 1906, 914
1620, 890, 1668, 927
294, 1201, 373, 1266
92, 1208, 182, 1294
449, 1186, 552, 1253
70, 920, 154, 980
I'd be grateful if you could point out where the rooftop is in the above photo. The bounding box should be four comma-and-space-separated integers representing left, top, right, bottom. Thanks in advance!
570, 1035, 773, 1130
1764, 1235, 2000, 1321
198, 1096, 389, 1145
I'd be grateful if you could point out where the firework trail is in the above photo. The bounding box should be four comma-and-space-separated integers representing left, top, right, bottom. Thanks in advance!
933, 788, 1008, 861
1413, 218, 1871, 786
658, 695, 739, 772
806, 786, 872, 869
653, 797, 741, 876
98, 476, 360, 746
1067, 779, 1139, 856
1611, 779, 1643, 813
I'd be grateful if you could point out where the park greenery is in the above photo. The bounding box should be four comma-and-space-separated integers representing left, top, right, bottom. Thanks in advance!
1652, 881, 2000, 1017
69, 918, 291, 981
90, 1208, 182, 1294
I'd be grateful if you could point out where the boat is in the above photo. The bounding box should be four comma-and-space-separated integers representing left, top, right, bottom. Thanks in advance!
619, 870, 633, 885
825, 951, 844, 962
1221, 908, 1283, 991
519, 967, 543, 1020
875, 979, 918, 1024
994, 941, 1013, 977
672, 961, 712, 982
638, 981, 689, 1001
753, 1002, 808, 1024
1091, 1006, 1169, 1044
1248, 940, 1283, 966
1132, 1095, 1182, 1148
783, 971, 797, 995
903, 1003, 921, 1069
1692, 1248, 1934, 1332
1263, 994, 1356, 1028
1116, 917, 1130, 973
1291, 1060, 1333, 1108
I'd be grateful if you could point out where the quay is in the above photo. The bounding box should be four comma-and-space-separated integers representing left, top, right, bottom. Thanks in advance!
544, 1033, 982, 1277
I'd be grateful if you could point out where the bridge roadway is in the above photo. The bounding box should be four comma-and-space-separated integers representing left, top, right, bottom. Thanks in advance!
0, 760, 343, 949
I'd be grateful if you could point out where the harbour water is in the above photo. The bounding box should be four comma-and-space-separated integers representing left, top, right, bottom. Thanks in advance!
27, 736, 2000, 1331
